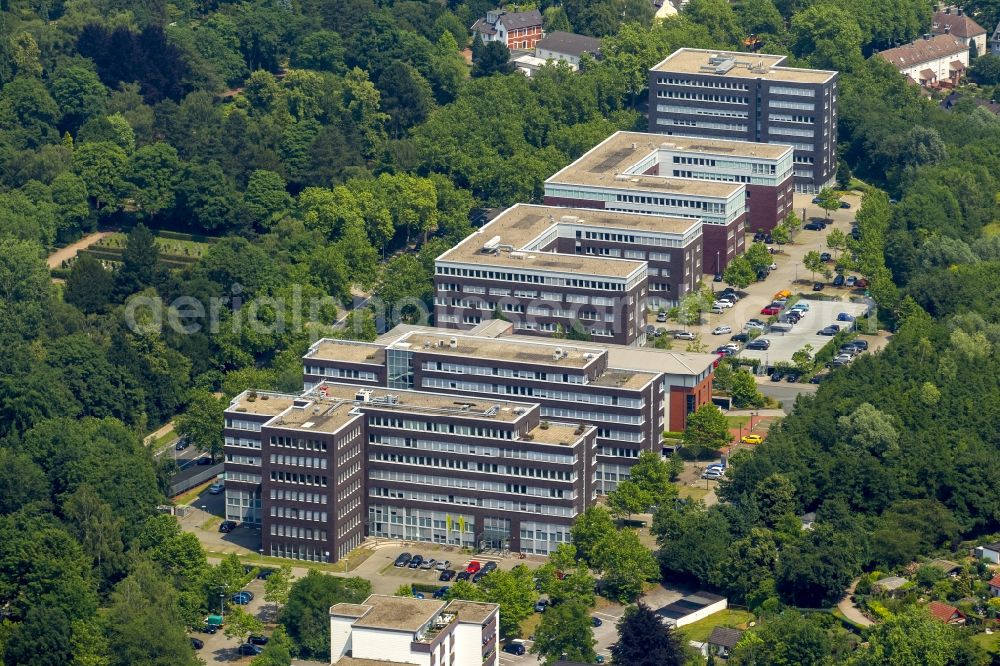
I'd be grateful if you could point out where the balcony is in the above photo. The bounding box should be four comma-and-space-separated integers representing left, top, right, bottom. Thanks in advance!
411, 612, 457, 651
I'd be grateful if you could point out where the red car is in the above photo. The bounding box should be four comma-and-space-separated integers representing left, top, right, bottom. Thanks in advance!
466, 561, 481, 574
760, 306, 781, 316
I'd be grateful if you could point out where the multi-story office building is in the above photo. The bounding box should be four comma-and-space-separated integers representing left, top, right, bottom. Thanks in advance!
544, 143, 746, 270
648, 48, 838, 193
225, 381, 597, 560
303, 325, 717, 493
434, 203, 702, 334
330, 595, 500, 666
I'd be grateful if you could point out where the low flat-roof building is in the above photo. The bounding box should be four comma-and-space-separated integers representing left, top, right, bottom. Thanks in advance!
330, 595, 499, 666
655, 591, 728, 628
224, 381, 596, 560
303, 324, 717, 494
434, 203, 703, 335
648, 48, 838, 193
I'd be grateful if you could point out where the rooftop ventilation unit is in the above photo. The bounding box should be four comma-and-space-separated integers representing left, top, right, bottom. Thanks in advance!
449, 337, 458, 348
293, 399, 311, 408
482, 235, 502, 252
714, 58, 736, 74
560, 215, 579, 223
509, 251, 526, 259
355, 389, 372, 403
554, 347, 564, 360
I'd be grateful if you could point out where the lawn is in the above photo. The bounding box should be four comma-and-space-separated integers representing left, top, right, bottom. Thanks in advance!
725, 415, 750, 428
677, 486, 710, 502
972, 631, 1000, 656
519, 611, 542, 640
680, 609, 754, 643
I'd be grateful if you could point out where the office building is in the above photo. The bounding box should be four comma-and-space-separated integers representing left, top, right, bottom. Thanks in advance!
330, 595, 500, 666
303, 324, 716, 493
648, 48, 838, 192
225, 381, 597, 560
433, 203, 702, 335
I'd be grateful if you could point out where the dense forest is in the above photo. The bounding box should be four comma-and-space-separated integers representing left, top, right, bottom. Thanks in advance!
2, 0, 1000, 661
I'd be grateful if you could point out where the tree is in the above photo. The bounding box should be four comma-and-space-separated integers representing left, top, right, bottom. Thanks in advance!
251, 626, 294, 666
280, 572, 372, 660
225, 606, 264, 644
771, 225, 790, 245
854, 607, 983, 666
731, 610, 839, 666
478, 565, 539, 638
744, 241, 773, 274
243, 169, 290, 228
791, 344, 815, 374
803, 250, 825, 282
115, 223, 163, 298
472, 40, 514, 77
790, 4, 864, 72
292, 31, 346, 72
753, 473, 796, 527
607, 480, 650, 522
175, 389, 224, 462
737, 0, 785, 37
775, 525, 860, 607
826, 228, 848, 259
0, 448, 49, 514
264, 565, 292, 615
592, 529, 659, 603
65, 254, 114, 314
72, 141, 128, 210
730, 367, 765, 409
836, 402, 899, 457
50, 64, 108, 132
378, 62, 434, 138
612, 603, 686, 666
627, 451, 678, 506
683, 404, 730, 458
530, 600, 596, 665
719, 528, 779, 606
393, 584, 413, 597
63, 483, 126, 588
816, 187, 841, 221
128, 142, 180, 217
723, 255, 756, 288
377, 254, 432, 324
570, 506, 616, 565
836, 160, 853, 189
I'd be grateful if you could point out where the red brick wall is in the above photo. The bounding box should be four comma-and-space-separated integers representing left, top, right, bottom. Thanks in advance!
668, 371, 714, 432
506, 26, 543, 49
746, 175, 794, 233
542, 196, 605, 209
700, 212, 746, 273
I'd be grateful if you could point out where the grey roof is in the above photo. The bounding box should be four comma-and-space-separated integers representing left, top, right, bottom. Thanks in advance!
875, 576, 908, 591
932, 10, 986, 38
708, 626, 744, 649
982, 541, 1000, 552
656, 591, 726, 620
535, 31, 602, 58
497, 9, 543, 30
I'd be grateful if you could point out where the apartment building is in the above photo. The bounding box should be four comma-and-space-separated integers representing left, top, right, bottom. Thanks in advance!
303, 325, 717, 493
544, 141, 746, 271
434, 203, 702, 334
648, 48, 838, 193
225, 381, 596, 560
877, 34, 969, 88
330, 595, 500, 666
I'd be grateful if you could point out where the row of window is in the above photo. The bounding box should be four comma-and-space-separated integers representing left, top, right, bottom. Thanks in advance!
270, 506, 329, 521
270, 436, 328, 451
368, 416, 517, 439
368, 469, 572, 499
768, 126, 814, 138
419, 373, 642, 408
271, 454, 327, 469
303, 365, 378, 382
656, 103, 748, 119
337, 478, 362, 504
370, 451, 575, 480
658, 117, 749, 132
269, 524, 328, 541
540, 405, 644, 425
269, 489, 328, 504
226, 436, 261, 450
435, 265, 625, 289
421, 361, 588, 384
270, 471, 327, 486
656, 76, 749, 90
368, 434, 578, 464
768, 113, 815, 124
368, 487, 575, 517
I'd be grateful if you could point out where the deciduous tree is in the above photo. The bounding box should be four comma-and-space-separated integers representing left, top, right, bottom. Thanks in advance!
530, 600, 596, 665
612, 603, 686, 666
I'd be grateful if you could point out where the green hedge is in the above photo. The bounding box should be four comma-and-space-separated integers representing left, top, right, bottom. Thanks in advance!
155, 230, 219, 243
663, 431, 685, 439
50, 267, 71, 279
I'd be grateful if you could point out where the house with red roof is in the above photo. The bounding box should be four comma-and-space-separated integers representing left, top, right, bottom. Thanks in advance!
927, 600, 967, 625
932, 7, 987, 55
989, 573, 1000, 597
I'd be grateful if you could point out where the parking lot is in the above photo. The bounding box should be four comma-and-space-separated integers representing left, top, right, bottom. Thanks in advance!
190, 577, 270, 663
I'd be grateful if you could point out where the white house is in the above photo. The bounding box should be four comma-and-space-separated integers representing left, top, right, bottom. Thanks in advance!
931, 7, 987, 56
330, 595, 499, 666
974, 542, 1000, 564
533, 31, 602, 68
876, 33, 969, 87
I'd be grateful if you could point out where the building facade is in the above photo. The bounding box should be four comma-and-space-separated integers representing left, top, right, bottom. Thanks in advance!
534, 31, 602, 67
434, 203, 702, 334
647, 48, 838, 193
225, 381, 597, 560
932, 7, 986, 55
877, 34, 969, 88
303, 326, 717, 494
471, 9, 543, 50
330, 595, 500, 666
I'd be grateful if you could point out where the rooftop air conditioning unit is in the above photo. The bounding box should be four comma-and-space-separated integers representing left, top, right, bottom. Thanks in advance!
449, 337, 458, 348
355, 389, 372, 403
554, 347, 564, 360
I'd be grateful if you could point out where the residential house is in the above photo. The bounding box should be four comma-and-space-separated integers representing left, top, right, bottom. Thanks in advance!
876, 33, 969, 88
932, 7, 987, 56
991, 21, 1000, 53
472, 9, 543, 50
707, 627, 744, 658
988, 574, 1000, 597
874, 576, 909, 597
926, 600, 967, 625
974, 542, 1000, 563
534, 32, 602, 68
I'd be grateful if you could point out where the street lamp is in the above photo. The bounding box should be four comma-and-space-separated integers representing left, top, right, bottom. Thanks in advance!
259, 548, 264, 564
716, 250, 720, 273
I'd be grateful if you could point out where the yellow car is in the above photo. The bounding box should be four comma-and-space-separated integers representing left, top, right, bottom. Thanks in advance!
773, 290, 792, 300
741, 434, 764, 445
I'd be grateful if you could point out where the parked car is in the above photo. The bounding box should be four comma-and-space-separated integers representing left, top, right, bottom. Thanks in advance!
231, 591, 253, 605
812, 282, 824, 291
503, 642, 526, 655
718, 293, 738, 303
175, 438, 188, 450
712, 326, 732, 335
845, 276, 857, 287
773, 290, 791, 299
701, 469, 723, 480
201, 624, 219, 635
840, 201, 852, 209
818, 325, 840, 336
208, 482, 224, 495
257, 568, 275, 580
249, 635, 269, 646
832, 274, 845, 287
644, 324, 655, 336
712, 300, 733, 309
746, 339, 771, 350
432, 586, 450, 599
785, 372, 801, 383
710, 306, 725, 315
237, 643, 263, 656
713, 272, 723, 282
790, 302, 810, 312
674, 331, 695, 340
196, 457, 213, 465
745, 319, 767, 330
753, 231, 766, 241
656, 311, 668, 322
534, 600, 549, 613
472, 571, 486, 583
836, 312, 855, 322
592, 617, 603, 627
770, 370, 784, 382
456, 571, 471, 582
730, 333, 749, 343
741, 434, 763, 445
809, 373, 827, 384
218, 520, 237, 533
820, 252, 832, 262
855, 278, 869, 289
466, 561, 482, 574
436, 560, 451, 571
394, 553, 412, 567
714, 347, 735, 357
803, 222, 824, 231
439, 569, 456, 581
784, 312, 802, 324
482, 562, 498, 573
190, 637, 204, 650
408, 555, 424, 569
760, 306, 781, 315
850, 339, 869, 351
420, 558, 437, 570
